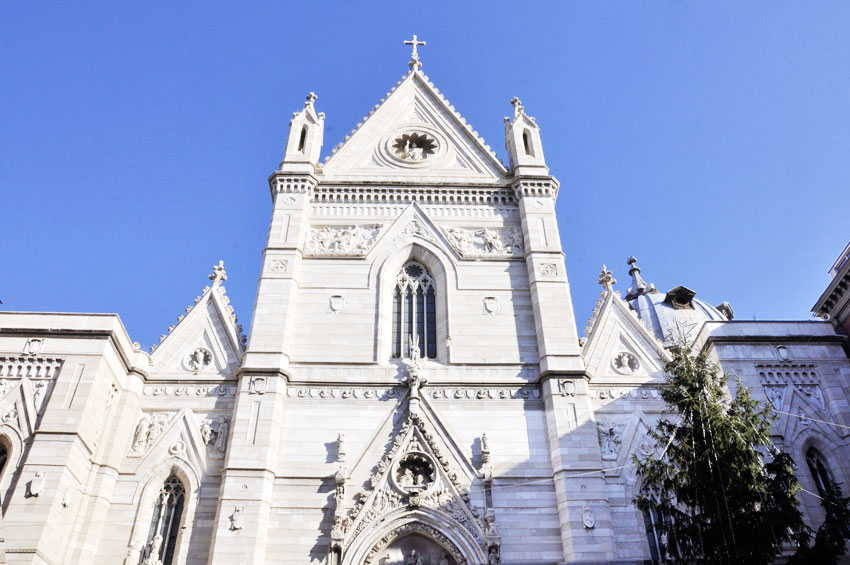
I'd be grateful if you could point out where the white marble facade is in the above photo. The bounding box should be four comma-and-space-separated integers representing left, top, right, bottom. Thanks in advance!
0, 54, 848, 565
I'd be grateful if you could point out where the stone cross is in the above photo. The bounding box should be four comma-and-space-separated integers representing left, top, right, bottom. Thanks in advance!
404, 34, 426, 68
209, 260, 227, 285
597, 265, 616, 290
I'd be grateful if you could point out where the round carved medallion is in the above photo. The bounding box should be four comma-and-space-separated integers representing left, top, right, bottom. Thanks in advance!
391, 452, 436, 494
392, 132, 437, 162
183, 347, 213, 371
612, 351, 640, 375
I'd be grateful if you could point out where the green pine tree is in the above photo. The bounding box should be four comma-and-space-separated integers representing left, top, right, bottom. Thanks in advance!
790, 480, 850, 564
634, 343, 811, 563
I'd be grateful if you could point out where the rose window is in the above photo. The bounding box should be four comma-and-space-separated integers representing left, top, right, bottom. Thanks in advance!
392, 132, 437, 162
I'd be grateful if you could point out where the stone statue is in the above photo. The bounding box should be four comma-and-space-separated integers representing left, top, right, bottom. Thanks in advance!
230, 506, 244, 531
405, 549, 424, 565
337, 432, 346, 462
142, 534, 163, 565
215, 417, 230, 453
130, 414, 152, 455
439, 553, 450, 565
200, 419, 214, 445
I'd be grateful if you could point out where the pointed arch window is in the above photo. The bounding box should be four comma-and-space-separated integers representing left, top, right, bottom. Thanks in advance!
0, 438, 8, 478
298, 126, 307, 153
522, 129, 533, 156
392, 262, 437, 360
140, 474, 185, 565
806, 447, 837, 497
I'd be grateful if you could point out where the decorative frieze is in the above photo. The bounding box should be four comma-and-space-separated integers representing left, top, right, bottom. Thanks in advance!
590, 387, 660, 400
286, 385, 541, 402
443, 226, 523, 258
143, 384, 236, 397
305, 224, 384, 257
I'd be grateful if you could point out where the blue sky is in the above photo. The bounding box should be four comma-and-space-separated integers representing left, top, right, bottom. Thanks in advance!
2, 3, 848, 347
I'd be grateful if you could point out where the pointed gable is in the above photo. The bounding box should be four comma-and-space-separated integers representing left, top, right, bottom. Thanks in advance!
582, 289, 671, 381
149, 263, 244, 379
321, 70, 506, 183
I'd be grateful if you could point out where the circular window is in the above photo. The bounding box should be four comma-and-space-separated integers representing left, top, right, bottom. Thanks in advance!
377, 126, 447, 169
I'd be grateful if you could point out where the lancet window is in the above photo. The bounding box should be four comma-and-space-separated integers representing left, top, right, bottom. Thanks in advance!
806, 447, 837, 497
392, 262, 437, 360
0, 440, 7, 478
140, 474, 185, 565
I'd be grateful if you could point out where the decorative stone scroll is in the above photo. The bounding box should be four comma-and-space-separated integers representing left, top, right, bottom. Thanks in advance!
144, 384, 235, 397
305, 224, 383, 256
443, 226, 523, 258
286, 387, 402, 400
591, 387, 660, 400
428, 387, 540, 401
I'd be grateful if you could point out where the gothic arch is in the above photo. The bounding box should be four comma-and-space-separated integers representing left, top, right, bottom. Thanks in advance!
342, 508, 486, 565
126, 458, 200, 564
371, 239, 457, 364
793, 430, 847, 488
0, 425, 23, 509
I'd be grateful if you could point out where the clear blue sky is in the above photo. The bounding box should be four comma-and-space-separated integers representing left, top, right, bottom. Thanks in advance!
2, 3, 848, 348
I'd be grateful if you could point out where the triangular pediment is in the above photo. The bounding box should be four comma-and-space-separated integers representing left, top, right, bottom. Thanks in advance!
124, 408, 228, 474
149, 283, 243, 379
341, 410, 485, 550
366, 203, 456, 260
321, 70, 507, 183
583, 290, 671, 381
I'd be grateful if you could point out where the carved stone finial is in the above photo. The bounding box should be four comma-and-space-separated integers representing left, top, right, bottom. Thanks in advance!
404, 34, 427, 69
305, 92, 317, 107
625, 256, 656, 301
597, 265, 617, 291
510, 97, 524, 121
209, 260, 227, 285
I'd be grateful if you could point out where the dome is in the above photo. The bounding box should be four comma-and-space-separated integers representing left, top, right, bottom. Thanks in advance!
624, 257, 729, 347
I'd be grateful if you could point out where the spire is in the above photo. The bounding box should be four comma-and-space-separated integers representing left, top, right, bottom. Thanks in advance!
504, 97, 548, 175
597, 265, 617, 291
625, 256, 656, 301
404, 34, 427, 70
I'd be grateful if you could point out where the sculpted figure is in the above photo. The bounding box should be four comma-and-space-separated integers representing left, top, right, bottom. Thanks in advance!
131, 414, 151, 454
215, 417, 230, 452
200, 419, 214, 445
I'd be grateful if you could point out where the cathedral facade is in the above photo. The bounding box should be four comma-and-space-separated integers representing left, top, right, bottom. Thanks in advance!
0, 50, 848, 565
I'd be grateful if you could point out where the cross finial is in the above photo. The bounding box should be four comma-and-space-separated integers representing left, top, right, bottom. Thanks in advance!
305, 92, 317, 106
209, 260, 227, 285
598, 265, 617, 291
404, 34, 427, 69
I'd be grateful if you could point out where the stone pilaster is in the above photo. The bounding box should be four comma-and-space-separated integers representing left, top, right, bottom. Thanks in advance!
542, 377, 615, 563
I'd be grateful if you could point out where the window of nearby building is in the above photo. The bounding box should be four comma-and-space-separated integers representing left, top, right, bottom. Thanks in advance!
806, 447, 836, 497
392, 262, 437, 360
140, 474, 185, 565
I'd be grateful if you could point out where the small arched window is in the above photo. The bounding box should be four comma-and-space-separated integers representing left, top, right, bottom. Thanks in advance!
0, 439, 8, 478
392, 262, 437, 360
806, 447, 836, 497
639, 486, 674, 562
297, 126, 307, 153
522, 129, 533, 156
140, 474, 185, 565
